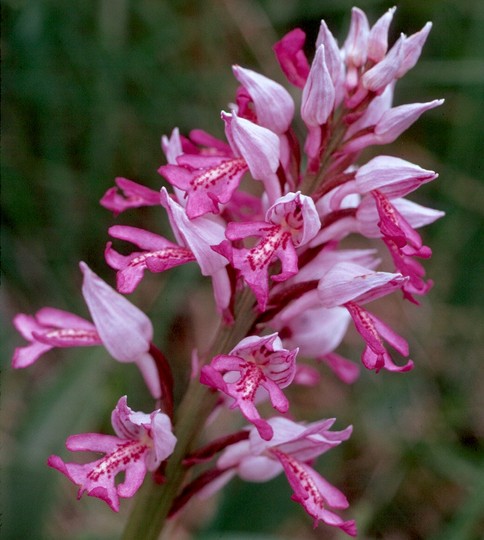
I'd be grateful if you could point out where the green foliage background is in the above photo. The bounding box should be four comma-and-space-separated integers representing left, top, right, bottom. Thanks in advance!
2, 0, 483, 538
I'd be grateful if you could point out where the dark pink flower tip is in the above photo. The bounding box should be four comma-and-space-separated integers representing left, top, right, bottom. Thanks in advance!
273, 28, 310, 88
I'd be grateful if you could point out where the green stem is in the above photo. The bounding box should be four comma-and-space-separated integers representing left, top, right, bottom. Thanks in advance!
122, 288, 256, 540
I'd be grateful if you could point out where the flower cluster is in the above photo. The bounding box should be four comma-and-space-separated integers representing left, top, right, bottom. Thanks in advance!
12, 7, 443, 537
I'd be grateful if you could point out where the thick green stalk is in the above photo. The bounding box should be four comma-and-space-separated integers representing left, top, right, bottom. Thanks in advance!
122, 288, 256, 540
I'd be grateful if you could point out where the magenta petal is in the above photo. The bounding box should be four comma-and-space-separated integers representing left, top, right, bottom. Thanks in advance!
273, 28, 310, 88
66, 433, 122, 453
274, 451, 356, 535
346, 303, 412, 373
13, 313, 44, 340
370, 313, 409, 356
188, 129, 233, 155
12, 310, 101, 368
201, 335, 297, 436
48, 439, 148, 512
100, 177, 161, 215
48, 397, 176, 511
12, 340, 53, 369
160, 157, 248, 218
106, 226, 196, 293
200, 364, 229, 394
108, 225, 176, 251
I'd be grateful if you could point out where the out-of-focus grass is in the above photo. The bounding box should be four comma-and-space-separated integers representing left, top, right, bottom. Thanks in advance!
1, 0, 483, 539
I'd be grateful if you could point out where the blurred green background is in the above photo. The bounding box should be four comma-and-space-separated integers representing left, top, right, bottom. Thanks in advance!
2, 0, 483, 538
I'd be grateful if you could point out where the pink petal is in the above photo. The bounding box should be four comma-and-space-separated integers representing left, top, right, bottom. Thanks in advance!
362, 35, 404, 92
100, 177, 161, 215
396, 22, 432, 78
36, 307, 96, 331
318, 262, 405, 307
233, 65, 295, 134
355, 156, 437, 198
80, 262, 153, 363
223, 112, 281, 202
315, 20, 345, 104
160, 157, 248, 218
367, 6, 396, 63
344, 7, 370, 69
301, 45, 335, 127
12, 340, 52, 369
320, 353, 360, 384
273, 451, 356, 535
161, 127, 183, 164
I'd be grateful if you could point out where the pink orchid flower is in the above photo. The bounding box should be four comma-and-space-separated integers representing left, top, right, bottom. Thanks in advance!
200, 334, 298, 440
48, 396, 176, 511
318, 262, 412, 372
208, 417, 356, 535
105, 225, 196, 293
159, 154, 248, 219
12, 263, 161, 397
215, 191, 320, 311
12, 307, 101, 369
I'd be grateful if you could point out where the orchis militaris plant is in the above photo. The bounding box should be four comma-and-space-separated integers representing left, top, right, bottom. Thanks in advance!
12, 7, 445, 539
